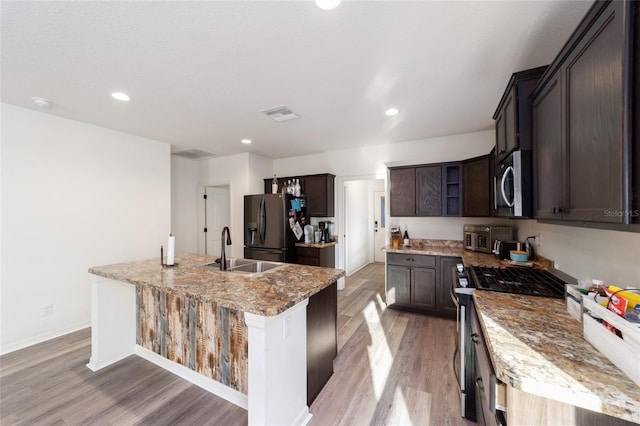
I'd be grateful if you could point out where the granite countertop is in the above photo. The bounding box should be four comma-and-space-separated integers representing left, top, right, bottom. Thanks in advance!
384, 243, 504, 268
384, 239, 553, 269
295, 241, 337, 248
473, 291, 640, 423
89, 253, 345, 317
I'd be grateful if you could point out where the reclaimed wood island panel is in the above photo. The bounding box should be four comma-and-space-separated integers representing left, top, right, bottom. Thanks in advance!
137, 286, 249, 394
87, 253, 344, 426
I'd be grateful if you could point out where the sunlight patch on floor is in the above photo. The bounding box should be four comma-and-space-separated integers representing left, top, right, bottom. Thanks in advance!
363, 299, 393, 400
388, 386, 412, 425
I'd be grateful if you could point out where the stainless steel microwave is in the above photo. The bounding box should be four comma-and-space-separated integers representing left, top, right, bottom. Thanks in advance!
494, 150, 533, 218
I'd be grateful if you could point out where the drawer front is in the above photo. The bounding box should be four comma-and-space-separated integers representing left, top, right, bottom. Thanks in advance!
297, 247, 319, 259
298, 256, 320, 266
386, 252, 436, 268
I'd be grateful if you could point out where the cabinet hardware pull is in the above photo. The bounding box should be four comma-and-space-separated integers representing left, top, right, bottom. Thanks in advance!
471, 333, 480, 344
406, 258, 415, 262
476, 377, 484, 391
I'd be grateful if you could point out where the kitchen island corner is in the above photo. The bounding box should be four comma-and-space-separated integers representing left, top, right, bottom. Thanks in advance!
87, 253, 344, 426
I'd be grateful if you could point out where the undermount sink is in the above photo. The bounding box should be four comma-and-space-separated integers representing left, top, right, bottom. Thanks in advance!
231, 261, 283, 273
202, 258, 284, 275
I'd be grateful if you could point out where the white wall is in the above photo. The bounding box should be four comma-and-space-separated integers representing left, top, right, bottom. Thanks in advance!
197, 153, 273, 258
273, 130, 496, 270
171, 155, 199, 254
170, 127, 640, 288
344, 180, 370, 275
516, 220, 640, 286
273, 130, 495, 178
1, 104, 171, 354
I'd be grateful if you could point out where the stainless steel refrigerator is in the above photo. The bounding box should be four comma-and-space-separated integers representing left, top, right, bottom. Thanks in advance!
244, 193, 305, 263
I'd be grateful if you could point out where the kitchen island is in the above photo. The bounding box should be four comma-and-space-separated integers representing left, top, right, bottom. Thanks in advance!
474, 291, 640, 425
87, 253, 344, 426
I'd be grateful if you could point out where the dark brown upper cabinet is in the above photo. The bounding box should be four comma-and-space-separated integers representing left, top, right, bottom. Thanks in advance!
463, 155, 490, 217
532, 0, 635, 225
264, 173, 335, 217
493, 66, 547, 164
304, 174, 335, 217
442, 164, 462, 217
416, 165, 442, 216
390, 163, 462, 217
389, 167, 416, 216
532, 73, 563, 221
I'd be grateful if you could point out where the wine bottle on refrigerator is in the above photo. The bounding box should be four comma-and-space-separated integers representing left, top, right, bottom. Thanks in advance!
294, 179, 301, 197
272, 175, 278, 194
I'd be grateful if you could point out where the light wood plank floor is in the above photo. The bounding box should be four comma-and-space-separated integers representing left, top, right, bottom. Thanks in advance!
310, 263, 473, 426
1, 263, 472, 425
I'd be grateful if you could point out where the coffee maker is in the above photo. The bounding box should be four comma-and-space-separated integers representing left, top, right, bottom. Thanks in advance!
318, 221, 330, 243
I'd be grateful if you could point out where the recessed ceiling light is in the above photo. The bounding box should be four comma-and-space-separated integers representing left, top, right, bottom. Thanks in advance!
315, 0, 342, 10
241, 139, 252, 144
32, 97, 52, 108
385, 108, 399, 116
111, 92, 131, 101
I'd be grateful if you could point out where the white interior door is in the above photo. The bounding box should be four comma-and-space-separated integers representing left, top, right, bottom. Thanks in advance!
374, 191, 386, 263
204, 186, 230, 256
344, 180, 370, 275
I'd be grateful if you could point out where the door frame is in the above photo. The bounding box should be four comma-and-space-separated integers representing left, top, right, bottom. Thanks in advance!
197, 183, 231, 256
336, 175, 386, 283
373, 190, 386, 263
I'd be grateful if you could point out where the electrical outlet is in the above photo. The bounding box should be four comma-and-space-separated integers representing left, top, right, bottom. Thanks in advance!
42, 304, 53, 317
535, 234, 541, 247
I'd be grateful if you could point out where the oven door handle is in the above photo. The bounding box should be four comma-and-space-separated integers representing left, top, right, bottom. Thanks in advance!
451, 285, 460, 333
501, 166, 515, 208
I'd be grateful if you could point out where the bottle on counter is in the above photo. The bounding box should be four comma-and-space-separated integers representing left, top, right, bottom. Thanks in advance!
403, 227, 410, 246
272, 175, 278, 194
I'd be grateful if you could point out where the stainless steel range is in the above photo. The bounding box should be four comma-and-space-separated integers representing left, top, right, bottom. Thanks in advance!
451, 265, 568, 422
469, 266, 566, 299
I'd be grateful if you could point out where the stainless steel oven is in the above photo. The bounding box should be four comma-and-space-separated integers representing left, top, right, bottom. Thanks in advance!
452, 265, 568, 422
493, 150, 533, 218
451, 264, 476, 421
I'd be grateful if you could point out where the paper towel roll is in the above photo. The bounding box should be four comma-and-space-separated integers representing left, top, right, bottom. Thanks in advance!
167, 234, 175, 266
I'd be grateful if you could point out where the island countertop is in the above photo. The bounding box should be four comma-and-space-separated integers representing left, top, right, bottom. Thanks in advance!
473, 290, 640, 423
89, 253, 345, 316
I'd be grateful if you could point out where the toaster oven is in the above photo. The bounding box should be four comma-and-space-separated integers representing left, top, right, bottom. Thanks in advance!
463, 225, 513, 253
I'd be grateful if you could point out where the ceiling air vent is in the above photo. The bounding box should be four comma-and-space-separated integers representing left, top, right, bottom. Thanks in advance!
261, 105, 299, 122
172, 149, 215, 160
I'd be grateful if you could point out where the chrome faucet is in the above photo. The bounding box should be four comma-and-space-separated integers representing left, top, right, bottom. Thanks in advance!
220, 226, 232, 271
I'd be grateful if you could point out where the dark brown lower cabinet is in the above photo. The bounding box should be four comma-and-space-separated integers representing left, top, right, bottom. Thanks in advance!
386, 253, 459, 319
297, 245, 335, 267
307, 281, 337, 405
386, 264, 411, 305
411, 268, 437, 310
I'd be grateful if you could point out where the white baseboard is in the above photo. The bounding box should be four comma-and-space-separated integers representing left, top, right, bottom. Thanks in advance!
86, 346, 135, 372
134, 345, 248, 410
0, 321, 90, 356
294, 406, 313, 426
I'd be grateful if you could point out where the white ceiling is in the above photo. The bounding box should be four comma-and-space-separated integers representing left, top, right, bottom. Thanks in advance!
1, 1, 592, 159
